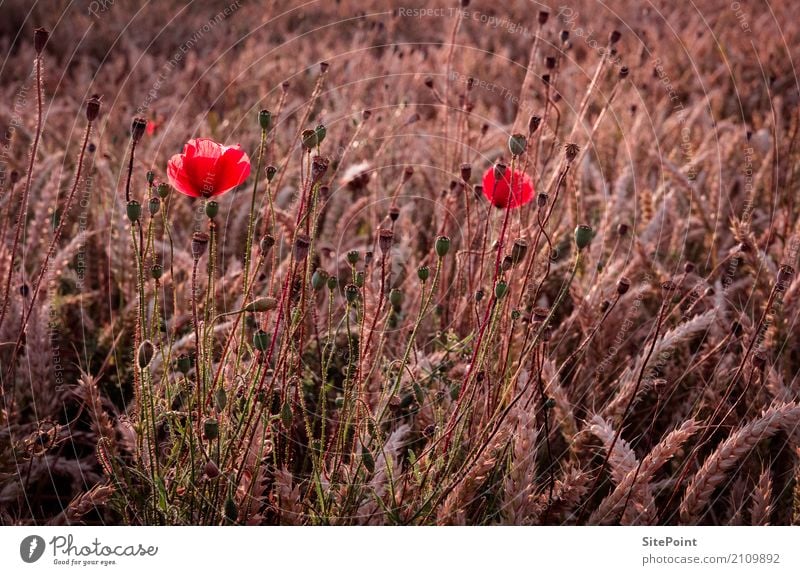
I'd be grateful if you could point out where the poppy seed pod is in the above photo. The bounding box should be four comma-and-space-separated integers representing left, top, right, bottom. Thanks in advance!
326, 276, 338, 290
34, 28, 49, 55
565, 143, 580, 162
364, 251, 374, 267
538, 11, 549, 25
461, 163, 472, 182
345, 284, 359, 304
126, 200, 142, 223
600, 299, 611, 312
417, 266, 430, 282
560, 30, 570, 43
294, 233, 311, 260
302, 129, 318, 150
266, 165, 277, 181
388, 205, 400, 222
311, 155, 329, 182
151, 264, 163, 280
495, 280, 509, 299
378, 228, 394, 254
617, 276, 631, 295
314, 124, 327, 145
253, 329, 270, 351
205, 201, 219, 219
137, 340, 155, 369
537, 192, 548, 208
86, 96, 101, 122
609, 30, 622, 44
529, 115, 542, 135
146, 171, 155, 185
176, 353, 192, 374
502, 256, 513, 271
191, 231, 210, 260
475, 288, 484, 302
617, 223, 629, 237
511, 238, 528, 265
259, 109, 272, 131
203, 418, 219, 441
403, 166, 414, 182
204, 460, 220, 479
311, 269, 329, 291
244, 297, 278, 312
435, 235, 451, 257
542, 74, 551, 86
347, 250, 359, 265
355, 271, 365, 287
131, 118, 147, 143
574, 225, 593, 250
389, 288, 403, 308
157, 182, 170, 198
260, 234, 275, 252
619, 66, 629, 79
148, 196, 160, 216
493, 161, 507, 180
545, 56, 556, 70
508, 133, 527, 157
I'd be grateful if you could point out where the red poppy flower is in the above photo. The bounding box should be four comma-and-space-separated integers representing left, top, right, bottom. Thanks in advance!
481, 166, 534, 209
167, 138, 251, 198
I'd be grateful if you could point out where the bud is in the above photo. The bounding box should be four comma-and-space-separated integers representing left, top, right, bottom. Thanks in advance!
260, 234, 275, 252
312, 269, 329, 291
508, 133, 527, 157
244, 297, 278, 312
565, 143, 580, 162
378, 228, 394, 254
574, 225, 593, 250
126, 200, 141, 223
460, 163, 472, 182
137, 340, 155, 369
294, 233, 311, 260
529, 115, 542, 135
253, 329, 270, 351
435, 235, 451, 257
148, 196, 160, 216
266, 165, 277, 181
176, 353, 192, 374
494, 280, 508, 299
86, 96, 101, 122
203, 418, 219, 441
34, 28, 49, 55
157, 182, 170, 198
151, 264, 163, 280
511, 238, 528, 265
205, 201, 219, 219
617, 276, 631, 295
131, 118, 147, 143
191, 231, 210, 260
347, 250, 359, 265
345, 283, 359, 304
417, 266, 430, 282
259, 109, 272, 131
314, 124, 327, 145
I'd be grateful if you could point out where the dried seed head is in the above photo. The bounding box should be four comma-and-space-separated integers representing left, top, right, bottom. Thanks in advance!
508, 133, 528, 157
600, 299, 611, 312
378, 228, 394, 254
501, 256, 513, 271
528, 115, 542, 136
460, 163, 472, 182
34, 28, 49, 55
131, 117, 147, 143
617, 276, 631, 295
609, 30, 622, 44
320, 61, 329, 72
684, 262, 695, 274
86, 96, 101, 122
191, 231, 210, 260
565, 143, 580, 163
365, 251, 374, 266
266, 165, 277, 181
204, 460, 220, 479
294, 233, 311, 260
617, 223, 629, 237
542, 73, 551, 86
560, 30, 570, 43
538, 11, 549, 25
10, 170, 19, 184
511, 238, 528, 265
537, 192, 548, 208
203, 418, 219, 441
362, 109, 372, 120
545, 56, 556, 70
260, 234, 275, 252
302, 129, 318, 150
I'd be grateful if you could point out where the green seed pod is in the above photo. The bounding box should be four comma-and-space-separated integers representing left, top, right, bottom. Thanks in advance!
362, 448, 375, 473
126, 200, 141, 223
417, 265, 430, 282
389, 288, 403, 308
157, 182, 170, 198
347, 250, 359, 265
312, 269, 329, 291
148, 196, 160, 216
215, 387, 227, 411
355, 271, 365, 288
258, 109, 272, 131
280, 400, 293, 428
314, 124, 327, 145
508, 133, 528, 157
327, 276, 338, 290
334, 396, 344, 409
137, 340, 154, 369
244, 297, 278, 312
511, 238, 528, 265
176, 353, 191, 374
495, 280, 509, 299
574, 224, 593, 250
266, 165, 277, 181
511, 309, 521, 321
253, 329, 270, 351
150, 264, 163, 280
302, 128, 318, 150
345, 283, 359, 304
435, 235, 451, 257
205, 201, 219, 219
203, 418, 219, 441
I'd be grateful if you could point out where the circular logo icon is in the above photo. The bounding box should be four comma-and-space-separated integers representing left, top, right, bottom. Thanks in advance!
20, 535, 46, 563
